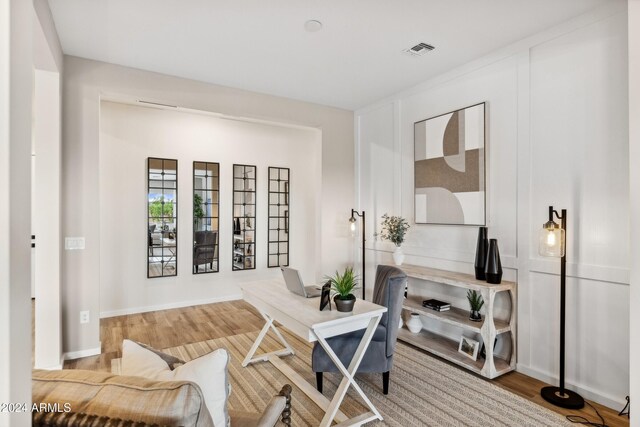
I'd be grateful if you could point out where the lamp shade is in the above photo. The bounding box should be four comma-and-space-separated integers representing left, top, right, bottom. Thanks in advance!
538, 222, 565, 257
349, 217, 357, 236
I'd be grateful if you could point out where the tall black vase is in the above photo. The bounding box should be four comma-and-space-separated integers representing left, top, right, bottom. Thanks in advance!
474, 227, 489, 280
485, 238, 503, 284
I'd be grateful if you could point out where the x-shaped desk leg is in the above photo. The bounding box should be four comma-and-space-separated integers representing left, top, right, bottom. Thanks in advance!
313, 314, 384, 427
242, 312, 295, 367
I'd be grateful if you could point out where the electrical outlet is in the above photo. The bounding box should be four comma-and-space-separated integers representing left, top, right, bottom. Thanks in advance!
80, 310, 90, 324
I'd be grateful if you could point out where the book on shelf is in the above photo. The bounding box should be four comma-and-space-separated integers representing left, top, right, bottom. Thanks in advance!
422, 299, 451, 312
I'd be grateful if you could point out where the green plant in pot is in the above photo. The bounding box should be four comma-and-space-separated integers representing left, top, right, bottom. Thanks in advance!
467, 290, 484, 322
326, 267, 359, 313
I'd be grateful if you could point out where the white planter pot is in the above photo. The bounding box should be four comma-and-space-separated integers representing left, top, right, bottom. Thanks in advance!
406, 313, 422, 333
393, 246, 405, 266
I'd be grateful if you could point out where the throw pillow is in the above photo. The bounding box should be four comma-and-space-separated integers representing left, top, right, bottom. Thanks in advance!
121, 340, 230, 427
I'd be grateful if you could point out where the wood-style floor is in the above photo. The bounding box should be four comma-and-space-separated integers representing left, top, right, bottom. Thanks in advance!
62, 300, 629, 427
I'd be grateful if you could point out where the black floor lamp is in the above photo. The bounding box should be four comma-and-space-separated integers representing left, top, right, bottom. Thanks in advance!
538, 206, 584, 409
349, 209, 365, 300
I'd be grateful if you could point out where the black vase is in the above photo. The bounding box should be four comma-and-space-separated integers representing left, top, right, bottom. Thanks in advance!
484, 238, 503, 284
234, 218, 241, 235
474, 227, 489, 280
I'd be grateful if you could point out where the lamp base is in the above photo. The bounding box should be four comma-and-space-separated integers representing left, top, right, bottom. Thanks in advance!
541, 386, 584, 409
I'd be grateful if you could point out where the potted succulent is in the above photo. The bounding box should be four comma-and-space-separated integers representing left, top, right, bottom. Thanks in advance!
326, 267, 359, 312
377, 214, 410, 265
467, 290, 484, 322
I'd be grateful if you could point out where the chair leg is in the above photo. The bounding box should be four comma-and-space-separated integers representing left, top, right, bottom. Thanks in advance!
383, 371, 390, 395
316, 372, 323, 393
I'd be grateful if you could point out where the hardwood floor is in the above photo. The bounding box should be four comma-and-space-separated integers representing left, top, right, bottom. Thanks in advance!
62, 300, 629, 427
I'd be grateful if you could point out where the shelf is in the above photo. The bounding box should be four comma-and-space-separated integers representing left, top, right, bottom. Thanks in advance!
403, 296, 511, 334
233, 235, 244, 240
233, 262, 244, 270
234, 249, 244, 256
397, 327, 513, 378
401, 264, 515, 292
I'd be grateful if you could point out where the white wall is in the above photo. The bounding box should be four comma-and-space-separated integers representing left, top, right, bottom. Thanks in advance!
33, 69, 62, 369
628, 1, 640, 426
1, 0, 33, 425
99, 101, 321, 315
356, 3, 628, 409
62, 56, 354, 355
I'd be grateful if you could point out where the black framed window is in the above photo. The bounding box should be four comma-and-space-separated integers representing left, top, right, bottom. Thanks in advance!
193, 162, 220, 274
232, 164, 256, 271
268, 167, 289, 267
148, 157, 178, 278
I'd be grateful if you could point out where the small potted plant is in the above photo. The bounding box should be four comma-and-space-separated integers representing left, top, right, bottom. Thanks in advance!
467, 290, 484, 322
377, 214, 410, 265
326, 267, 359, 312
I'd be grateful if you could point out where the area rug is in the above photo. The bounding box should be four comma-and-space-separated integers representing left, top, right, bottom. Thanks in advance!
112, 329, 570, 426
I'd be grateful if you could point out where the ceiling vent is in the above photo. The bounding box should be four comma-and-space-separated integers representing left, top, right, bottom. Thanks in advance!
403, 42, 435, 57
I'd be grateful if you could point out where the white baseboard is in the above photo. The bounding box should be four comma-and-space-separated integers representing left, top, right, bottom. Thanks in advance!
516, 363, 626, 411
99, 294, 243, 318
63, 344, 102, 361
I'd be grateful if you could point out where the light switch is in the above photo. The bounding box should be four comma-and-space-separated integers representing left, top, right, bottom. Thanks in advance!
65, 237, 85, 250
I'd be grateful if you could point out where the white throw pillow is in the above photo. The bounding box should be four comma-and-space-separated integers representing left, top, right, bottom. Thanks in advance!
121, 340, 230, 427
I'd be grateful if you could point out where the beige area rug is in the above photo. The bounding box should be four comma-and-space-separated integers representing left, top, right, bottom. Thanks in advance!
112, 329, 570, 426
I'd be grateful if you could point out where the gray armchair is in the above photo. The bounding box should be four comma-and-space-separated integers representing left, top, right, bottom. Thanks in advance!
193, 230, 217, 272
312, 264, 407, 395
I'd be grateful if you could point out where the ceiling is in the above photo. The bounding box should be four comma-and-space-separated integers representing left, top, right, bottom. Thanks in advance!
48, 0, 611, 110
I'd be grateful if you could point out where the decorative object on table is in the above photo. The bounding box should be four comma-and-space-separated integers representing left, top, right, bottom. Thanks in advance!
422, 298, 451, 312
458, 336, 480, 361
376, 214, 410, 266
537, 206, 584, 409
406, 312, 423, 333
326, 266, 359, 312
319, 282, 332, 311
484, 238, 502, 284
349, 209, 366, 299
414, 103, 486, 225
474, 226, 489, 280
467, 290, 484, 322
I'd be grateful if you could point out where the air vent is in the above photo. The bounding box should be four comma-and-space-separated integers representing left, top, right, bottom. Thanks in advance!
403, 42, 435, 57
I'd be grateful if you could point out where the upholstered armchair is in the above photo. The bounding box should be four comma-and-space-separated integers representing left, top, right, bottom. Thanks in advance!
312, 264, 407, 395
193, 230, 217, 272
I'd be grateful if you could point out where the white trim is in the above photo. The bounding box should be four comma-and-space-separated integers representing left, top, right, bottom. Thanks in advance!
63, 345, 102, 361
99, 293, 242, 318
516, 363, 625, 411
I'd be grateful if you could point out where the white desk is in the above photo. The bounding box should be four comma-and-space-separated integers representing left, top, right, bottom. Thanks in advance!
241, 280, 387, 427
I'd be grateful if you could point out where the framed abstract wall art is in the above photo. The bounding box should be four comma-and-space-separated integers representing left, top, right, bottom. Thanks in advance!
414, 102, 486, 225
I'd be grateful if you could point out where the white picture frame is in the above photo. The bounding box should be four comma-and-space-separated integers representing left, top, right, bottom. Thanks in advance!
458, 336, 480, 361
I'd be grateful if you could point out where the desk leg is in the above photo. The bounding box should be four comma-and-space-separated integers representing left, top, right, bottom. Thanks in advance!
242, 312, 295, 367
313, 314, 383, 427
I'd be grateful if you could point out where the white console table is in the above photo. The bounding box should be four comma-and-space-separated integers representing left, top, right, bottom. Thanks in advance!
398, 264, 516, 379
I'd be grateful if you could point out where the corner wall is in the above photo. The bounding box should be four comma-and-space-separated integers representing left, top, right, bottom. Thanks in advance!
355, 3, 628, 409
62, 56, 354, 355
628, 1, 639, 425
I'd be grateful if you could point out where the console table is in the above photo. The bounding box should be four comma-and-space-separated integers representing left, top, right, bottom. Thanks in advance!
398, 264, 516, 379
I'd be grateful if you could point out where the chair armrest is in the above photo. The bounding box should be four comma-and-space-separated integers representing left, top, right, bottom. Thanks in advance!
256, 384, 292, 427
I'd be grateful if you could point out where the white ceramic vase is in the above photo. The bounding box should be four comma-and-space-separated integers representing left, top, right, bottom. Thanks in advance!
393, 246, 405, 266
406, 313, 422, 333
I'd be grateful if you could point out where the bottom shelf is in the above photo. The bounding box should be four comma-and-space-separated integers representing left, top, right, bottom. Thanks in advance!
397, 327, 513, 379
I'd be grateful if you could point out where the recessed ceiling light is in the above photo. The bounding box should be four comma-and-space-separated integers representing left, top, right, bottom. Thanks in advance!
304, 20, 322, 32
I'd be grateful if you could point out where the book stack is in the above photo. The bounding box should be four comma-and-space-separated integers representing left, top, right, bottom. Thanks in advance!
422, 299, 451, 312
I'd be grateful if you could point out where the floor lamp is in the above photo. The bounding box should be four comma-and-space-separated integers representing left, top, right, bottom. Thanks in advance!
538, 206, 584, 409
349, 209, 365, 300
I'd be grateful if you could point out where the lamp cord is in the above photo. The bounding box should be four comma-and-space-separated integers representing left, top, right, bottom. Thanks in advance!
565, 402, 608, 427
